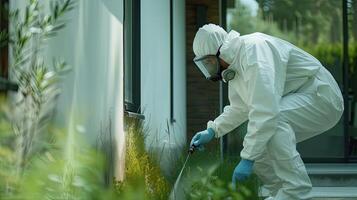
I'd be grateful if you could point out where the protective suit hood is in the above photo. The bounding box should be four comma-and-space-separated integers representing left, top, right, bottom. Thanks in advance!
219, 30, 242, 65
193, 24, 227, 57
193, 24, 228, 81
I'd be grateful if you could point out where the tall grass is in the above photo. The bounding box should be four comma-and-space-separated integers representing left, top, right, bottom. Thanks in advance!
116, 117, 171, 199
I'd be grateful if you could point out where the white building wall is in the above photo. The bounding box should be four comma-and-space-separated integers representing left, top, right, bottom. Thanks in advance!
141, 0, 186, 173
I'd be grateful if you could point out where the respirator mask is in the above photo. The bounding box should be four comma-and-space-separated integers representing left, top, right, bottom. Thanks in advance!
193, 49, 235, 83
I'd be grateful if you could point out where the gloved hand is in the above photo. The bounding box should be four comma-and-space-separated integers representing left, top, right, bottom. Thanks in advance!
232, 159, 254, 188
190, 128, 215, 149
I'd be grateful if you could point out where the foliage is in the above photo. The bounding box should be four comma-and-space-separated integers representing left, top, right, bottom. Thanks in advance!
115, 117, 171, 200
171, 150, 259, 200
353, 0, 357, 41
230, 0, 357, 44
228, 0, 256, 35
189, 165, 257, 200
4, 0, 74, 182
15, 128, 119, 200
10, 0, 75, 71
0, 98, 17, 197
302, 42, 357, 74
0, 2, 9, 49
0, 105, 171, 200
0, 0, 75, 197
185, 159, 259, 200
228, 0, 296, 43
0, 110, 121, 200
256, 0, 344, 44
229, 0, 357, 85
0, 31, 8, 48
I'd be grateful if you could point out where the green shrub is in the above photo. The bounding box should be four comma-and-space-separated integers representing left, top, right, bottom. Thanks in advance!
0, 0, 75, 184
0, 113, 120, 199
302, 42, 357, 74
188, 165, 258, 200
15, 130, 118, 200
171, 150, 260, 200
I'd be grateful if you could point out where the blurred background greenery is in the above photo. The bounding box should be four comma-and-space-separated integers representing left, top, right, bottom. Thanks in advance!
228, 0, 357, 74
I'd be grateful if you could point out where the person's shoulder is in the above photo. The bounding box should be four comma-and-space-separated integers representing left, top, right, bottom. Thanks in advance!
241, 32, 268, 48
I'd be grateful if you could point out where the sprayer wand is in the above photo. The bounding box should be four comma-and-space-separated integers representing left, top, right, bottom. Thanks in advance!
169, 144, 198, 199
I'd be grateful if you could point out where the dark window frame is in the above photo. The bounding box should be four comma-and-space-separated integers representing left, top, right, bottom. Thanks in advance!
0, 0, 9, 78
170, 0, 175, 123
124, 0, 141, 113
219, 0, 228, 161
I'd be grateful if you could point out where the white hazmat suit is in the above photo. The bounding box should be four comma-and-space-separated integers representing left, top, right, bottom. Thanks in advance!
193, 24, 344, 199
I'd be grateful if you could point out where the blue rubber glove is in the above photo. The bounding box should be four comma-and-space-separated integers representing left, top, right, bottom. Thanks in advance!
232, 159, 254, 188
190, 128, 215, 149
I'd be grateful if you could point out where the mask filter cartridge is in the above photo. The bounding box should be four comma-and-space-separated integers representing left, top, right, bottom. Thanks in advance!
221, 69, 236, 83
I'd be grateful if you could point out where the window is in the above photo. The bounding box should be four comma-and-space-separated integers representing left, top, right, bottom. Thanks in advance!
124, 0, 141, 113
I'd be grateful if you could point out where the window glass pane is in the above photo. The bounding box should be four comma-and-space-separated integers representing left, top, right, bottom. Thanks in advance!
124, 0, 133, 104
347, 0, 357, 158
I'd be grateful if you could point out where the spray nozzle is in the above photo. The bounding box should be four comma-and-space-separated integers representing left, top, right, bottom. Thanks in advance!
188, 144, 197, 154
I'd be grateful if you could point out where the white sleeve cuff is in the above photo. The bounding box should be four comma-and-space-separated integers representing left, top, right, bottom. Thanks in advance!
207, 120, 221, 138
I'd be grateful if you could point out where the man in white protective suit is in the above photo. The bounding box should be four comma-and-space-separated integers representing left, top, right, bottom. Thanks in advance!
190, 24, 344, 200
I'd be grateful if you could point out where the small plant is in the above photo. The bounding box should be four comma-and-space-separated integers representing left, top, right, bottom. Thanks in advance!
189, 165, 255, 200
171, 150, 260, 200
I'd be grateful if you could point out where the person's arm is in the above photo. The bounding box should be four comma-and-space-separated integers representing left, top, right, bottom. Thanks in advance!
240, 40, 286, 161
207, 96, 248, 138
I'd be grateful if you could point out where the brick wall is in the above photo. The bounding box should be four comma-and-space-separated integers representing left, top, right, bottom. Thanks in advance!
186, 0, 221, 141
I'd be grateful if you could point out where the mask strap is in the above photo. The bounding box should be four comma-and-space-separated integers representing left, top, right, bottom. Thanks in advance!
216, 45, 222, 58
215, 45, 223, 76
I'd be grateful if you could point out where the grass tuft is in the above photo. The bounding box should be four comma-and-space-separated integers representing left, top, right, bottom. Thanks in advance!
115, 117, 171, 199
